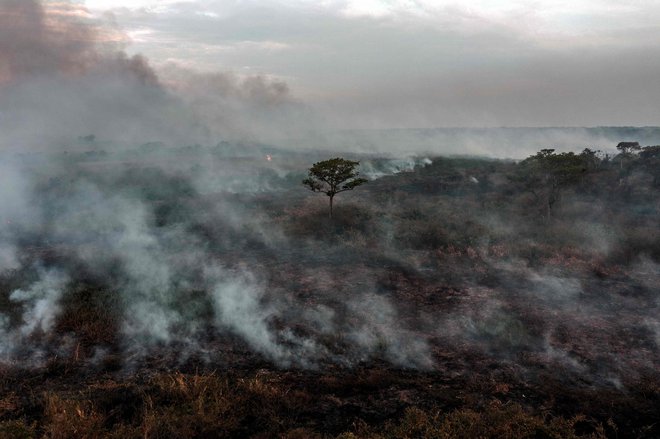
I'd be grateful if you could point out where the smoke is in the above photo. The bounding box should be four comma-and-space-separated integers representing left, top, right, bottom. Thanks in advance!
0, 160, 35, 272
0, 1, 657, 383
0, 0, 309, 150
0, 0, 182, 148
428, 243, 660, 387
0, 0, 158, 87
158, 64, 313, 143
0, 147, 433, 369
360, 157, 432, 179
3, 1, 659, 157
0, 268, 68, 359
0, 0, 97, 82
10, 268, 68, 336
206, 266, 325, 367
306, 127, 660, 158
347, 293, 432, 368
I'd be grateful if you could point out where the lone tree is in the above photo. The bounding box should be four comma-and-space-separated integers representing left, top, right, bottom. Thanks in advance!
615, 141, 641, 170
303, 157, 368, 218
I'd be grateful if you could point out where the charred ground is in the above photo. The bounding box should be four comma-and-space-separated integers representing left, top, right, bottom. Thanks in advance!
0, 144, 659, 438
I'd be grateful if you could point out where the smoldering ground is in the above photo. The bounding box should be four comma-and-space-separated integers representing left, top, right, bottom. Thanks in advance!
1, 145, 659, 438
0, 146, 658, 384
0, 148, 444, 369
0, 0, 658, 389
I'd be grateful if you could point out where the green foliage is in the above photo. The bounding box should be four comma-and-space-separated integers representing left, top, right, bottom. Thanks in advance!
520, 149, 587, 185
303, 157, 368, 217
580, 148, 602, 172
511, 149, 588, 217
616, 141, 641, 155
639, 145, 660, 160
639, 145, 660, 186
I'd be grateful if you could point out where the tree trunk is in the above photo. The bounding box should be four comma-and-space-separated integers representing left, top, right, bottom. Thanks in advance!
329, 195, 334, 219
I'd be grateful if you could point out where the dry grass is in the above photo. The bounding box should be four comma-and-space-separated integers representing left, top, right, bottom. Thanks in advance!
346, 403, 606, 439
42, 394, 104, 439
0, 370, 618, 439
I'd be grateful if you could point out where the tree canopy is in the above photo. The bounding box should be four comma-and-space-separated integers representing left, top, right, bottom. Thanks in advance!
302, 157, 368, 218
510, 149, 588, 218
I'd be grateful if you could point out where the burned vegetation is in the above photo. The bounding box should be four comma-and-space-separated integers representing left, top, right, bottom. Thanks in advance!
0, 143, 659, 438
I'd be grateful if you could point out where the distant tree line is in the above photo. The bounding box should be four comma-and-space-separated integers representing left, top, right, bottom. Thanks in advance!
510, 142, 660, 218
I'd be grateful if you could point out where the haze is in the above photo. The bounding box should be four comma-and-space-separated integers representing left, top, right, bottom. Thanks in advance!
82, 0, 660, 128
0, 2, 659, 436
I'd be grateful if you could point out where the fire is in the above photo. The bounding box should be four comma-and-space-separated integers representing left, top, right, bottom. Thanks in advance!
266, 154, 273, 162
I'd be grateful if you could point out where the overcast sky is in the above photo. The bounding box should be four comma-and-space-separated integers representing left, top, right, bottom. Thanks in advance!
52, 1, 660, 127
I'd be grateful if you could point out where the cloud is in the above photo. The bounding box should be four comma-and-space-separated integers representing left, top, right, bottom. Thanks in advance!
75, 0, 660, 128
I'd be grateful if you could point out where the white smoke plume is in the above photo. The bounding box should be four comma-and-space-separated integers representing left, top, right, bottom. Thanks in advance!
0, 268, 68, 360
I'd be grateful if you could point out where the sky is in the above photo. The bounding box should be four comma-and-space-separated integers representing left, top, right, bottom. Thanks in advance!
6, 0, 660, 129
76, 0, 660, 129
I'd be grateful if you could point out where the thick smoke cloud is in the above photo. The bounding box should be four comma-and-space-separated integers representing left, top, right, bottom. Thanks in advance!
0, 0, 186, 148
3, 0, 658, 157
0, 0, 96, 82
0, 0, 160, 87
159, 64, 313, 143
0, 0, 307, 150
